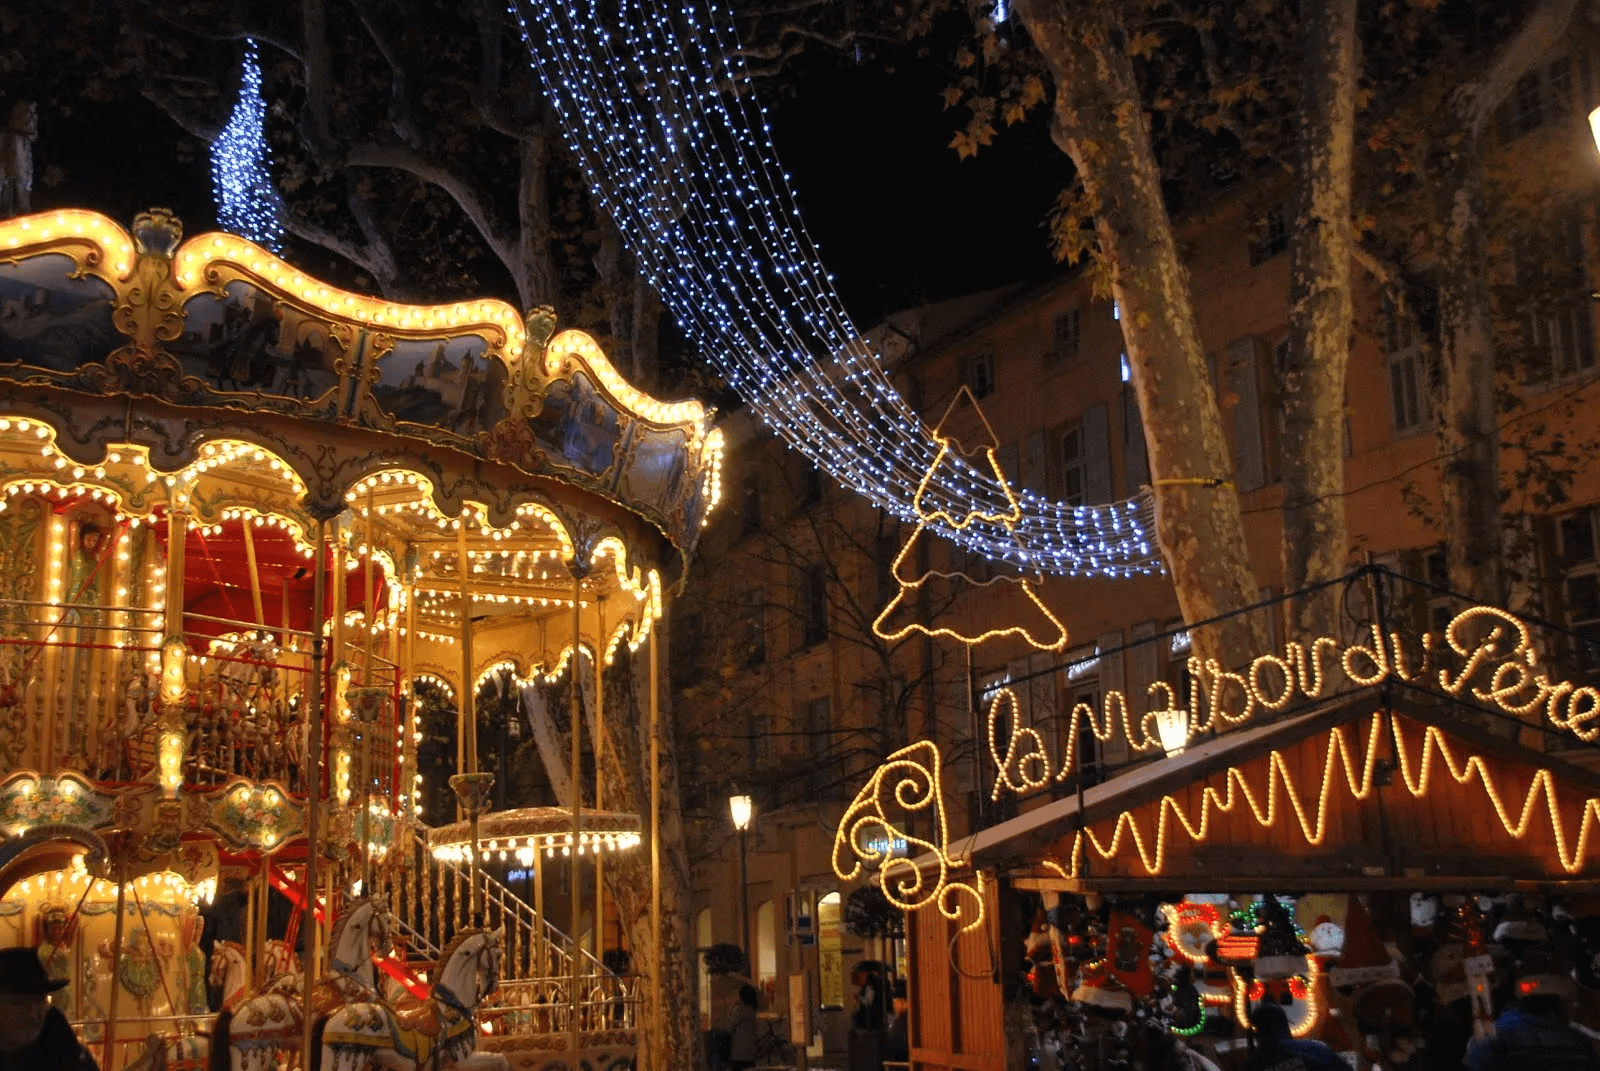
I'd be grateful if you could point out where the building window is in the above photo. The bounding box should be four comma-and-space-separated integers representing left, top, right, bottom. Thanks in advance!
1499, 57, 1574, 141
1384, 305, 1433, 435
748, 712, 771, 773
741, 475, 761, 536
1050, 308, 1081, 362
1558, 508, 1600, 673
1528, 299, 1596, 384
743, 588, 766, 666
1249, 204, 1288, 265
1061, 423, 1086, 507
959, 353, 996, 400
801, 564, 828, 645
799, 462, 824, 507
805, 696, 832, 792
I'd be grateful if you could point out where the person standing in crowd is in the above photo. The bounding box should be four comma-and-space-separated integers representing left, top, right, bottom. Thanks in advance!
1464, 992, 1600, 1071
0, 947, 98, 1071
883, 979, 910, 1066
724, 984, 759, 1071
1245, 1002, 1342, 1071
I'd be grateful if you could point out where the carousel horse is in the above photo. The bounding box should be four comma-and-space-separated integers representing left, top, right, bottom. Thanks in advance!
314, 928, 506, 1071
210, 897, 395, 1071
210, 939, 300, 1008
210, 941, 252, 1009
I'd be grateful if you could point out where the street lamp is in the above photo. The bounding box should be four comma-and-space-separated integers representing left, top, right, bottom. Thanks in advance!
730, 793, 754, 977
1154, 707, 1190, 758
1589, 106, 1600, 155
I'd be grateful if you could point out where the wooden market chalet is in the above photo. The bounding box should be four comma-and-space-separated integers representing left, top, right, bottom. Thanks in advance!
835, 579, 1600, 1070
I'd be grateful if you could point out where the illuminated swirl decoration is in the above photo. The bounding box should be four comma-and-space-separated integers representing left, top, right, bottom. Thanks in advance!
832, 741, 985, 934
510, 0, 1160, 578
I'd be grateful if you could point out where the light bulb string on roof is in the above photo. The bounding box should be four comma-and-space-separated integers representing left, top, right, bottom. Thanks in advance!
510, 0, 1161, 577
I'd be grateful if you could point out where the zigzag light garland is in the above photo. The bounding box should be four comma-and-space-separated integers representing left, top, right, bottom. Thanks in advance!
1055, 714, 1600, 877
510, 0, 1160, 577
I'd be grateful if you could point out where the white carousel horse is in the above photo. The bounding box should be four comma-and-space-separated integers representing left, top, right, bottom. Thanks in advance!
211, 897, 394, 1071
210, 941, 251, 1009
210, 938, 301, 1008
315, 928, 505, 1071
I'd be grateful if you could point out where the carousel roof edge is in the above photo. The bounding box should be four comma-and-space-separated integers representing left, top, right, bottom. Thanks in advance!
0, 208, 724, 563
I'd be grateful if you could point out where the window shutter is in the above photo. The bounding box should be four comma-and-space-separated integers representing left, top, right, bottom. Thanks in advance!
1007, 657, 1033, 726
1122, 388, 1149, 494
1095, 630, 1127, 767
1028, 652, 1058, 738
1127, 622, 1160, 725
997, 442, 1021, 488
1082, 402, 1112, 504
1227, 336, 1265, 491
1023, 430, 1046, 494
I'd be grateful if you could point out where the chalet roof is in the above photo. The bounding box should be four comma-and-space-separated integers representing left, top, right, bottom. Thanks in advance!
911, 686, 1600, 892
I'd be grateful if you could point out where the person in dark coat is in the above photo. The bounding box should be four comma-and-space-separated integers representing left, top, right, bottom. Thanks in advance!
1245, 1001, 1342, 1071
0, 947, 97, 1071
1464, 993, 1600, 1071
882, 979, 910, 1065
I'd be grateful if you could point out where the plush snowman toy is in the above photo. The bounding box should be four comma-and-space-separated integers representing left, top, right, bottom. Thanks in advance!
1308, 916, 1344, 961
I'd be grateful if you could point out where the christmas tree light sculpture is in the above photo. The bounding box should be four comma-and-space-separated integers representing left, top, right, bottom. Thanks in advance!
211, 39, 284, 253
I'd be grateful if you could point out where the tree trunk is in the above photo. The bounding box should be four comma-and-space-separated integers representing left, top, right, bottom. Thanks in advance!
522, 648, 699, 1071
1282, 0, 1358, 637
516, 126, 560, 310
1429, 0, 1577, 603
1435, 162, 1502, 605
1015, 0, 1265, 666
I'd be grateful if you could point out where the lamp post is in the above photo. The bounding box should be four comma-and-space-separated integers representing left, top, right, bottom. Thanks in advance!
1589, 106, 1600, 155
729, 792, 754, 976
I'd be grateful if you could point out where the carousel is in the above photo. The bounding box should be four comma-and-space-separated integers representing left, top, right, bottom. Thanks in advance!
0, 207, 722, 1071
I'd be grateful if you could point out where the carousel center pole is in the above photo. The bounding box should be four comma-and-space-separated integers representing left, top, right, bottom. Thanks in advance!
102, 832, 133, 1070
593, 595, 606, 971
649, 597, 662, 1071
449, 773, 493, 927
456, 521, 476, 818
301, 517, 328, 1071
569, 571, 582, 1055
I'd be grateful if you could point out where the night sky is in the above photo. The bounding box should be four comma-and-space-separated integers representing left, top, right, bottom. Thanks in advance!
25, 26, 1071, 333
768, 45, 1073, 326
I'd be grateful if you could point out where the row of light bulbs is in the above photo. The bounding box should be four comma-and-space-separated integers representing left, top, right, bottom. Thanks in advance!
510, 0, 1160, 576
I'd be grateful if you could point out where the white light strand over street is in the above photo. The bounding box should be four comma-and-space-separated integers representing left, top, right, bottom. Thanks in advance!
512, 0, 1160, 576
211, 38, 285, 253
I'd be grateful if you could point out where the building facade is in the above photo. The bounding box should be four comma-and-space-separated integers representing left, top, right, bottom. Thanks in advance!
670, 70, 1600, 1055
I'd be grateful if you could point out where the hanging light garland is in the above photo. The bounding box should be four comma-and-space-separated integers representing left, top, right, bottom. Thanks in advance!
510, 0, 1160, 577
211, 38, 285, 253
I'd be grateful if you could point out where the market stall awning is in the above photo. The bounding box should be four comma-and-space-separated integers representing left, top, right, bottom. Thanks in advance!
914, 689, 1600, 893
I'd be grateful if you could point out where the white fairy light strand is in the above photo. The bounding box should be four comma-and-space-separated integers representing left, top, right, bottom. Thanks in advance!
211, 38, 285, 253
510, 0, 1159, 577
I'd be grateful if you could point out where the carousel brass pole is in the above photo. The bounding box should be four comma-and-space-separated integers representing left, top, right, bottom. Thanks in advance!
241, 516, 265, 631
569, 572, 582, 1054
455, 521, 475, 813
593, 596, 605, 968
449, 774, 493, 928
362, 489, 377, 683
253, 864, 270, 988
402, 550, 418, 819
301, 517, 328, 1071
649, 598, 662, 1071
102, 831, 135, 1070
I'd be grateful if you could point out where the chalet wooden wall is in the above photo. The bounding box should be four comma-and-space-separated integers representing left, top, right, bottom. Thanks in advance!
907, 878, 1005, 1071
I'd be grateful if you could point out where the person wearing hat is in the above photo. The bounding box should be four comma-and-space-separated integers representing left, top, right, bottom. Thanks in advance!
882, 978, 910, 1066
0, 947, 97, 1071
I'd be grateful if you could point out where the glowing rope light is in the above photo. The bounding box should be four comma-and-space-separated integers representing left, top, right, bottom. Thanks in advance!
1054, 714, 1600, 877
210, 39, 284, 253
511, 0, 1159, 577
